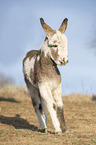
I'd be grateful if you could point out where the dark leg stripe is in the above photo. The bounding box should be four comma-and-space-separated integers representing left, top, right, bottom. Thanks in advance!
39, 104, 43, 114
57, 107, 67, 132
32, 98, 36, 107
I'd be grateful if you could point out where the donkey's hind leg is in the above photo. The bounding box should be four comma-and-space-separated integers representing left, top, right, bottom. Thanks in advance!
27, 85, 47, 132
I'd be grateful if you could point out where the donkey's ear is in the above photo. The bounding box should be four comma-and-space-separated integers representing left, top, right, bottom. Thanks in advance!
40, 18, 55, 36
59, 18, 68, 33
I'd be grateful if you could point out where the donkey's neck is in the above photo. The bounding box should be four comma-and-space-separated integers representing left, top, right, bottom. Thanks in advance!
39, 39, 51, 58
38, 47, 57, 68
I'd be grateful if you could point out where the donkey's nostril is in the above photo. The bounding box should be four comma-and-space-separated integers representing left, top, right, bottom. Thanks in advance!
61, 58, 65, 63
60, 59, 69, 65
63, 58, 65, 61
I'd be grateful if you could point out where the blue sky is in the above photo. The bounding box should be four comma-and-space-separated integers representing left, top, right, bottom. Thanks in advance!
0, 0, 96, 94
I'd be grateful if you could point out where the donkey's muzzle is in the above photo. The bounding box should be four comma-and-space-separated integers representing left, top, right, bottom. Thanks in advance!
60, 59, 69, 65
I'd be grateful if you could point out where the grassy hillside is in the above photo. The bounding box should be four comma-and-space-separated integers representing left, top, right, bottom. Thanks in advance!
0, 85, 96, 145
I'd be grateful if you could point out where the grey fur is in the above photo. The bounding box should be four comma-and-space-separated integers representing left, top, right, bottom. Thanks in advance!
23, 18, 68, 133
23, 49, 61, 89
57, 107, 67, 132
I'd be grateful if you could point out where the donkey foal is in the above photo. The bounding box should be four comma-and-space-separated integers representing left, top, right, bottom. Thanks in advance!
23, 18, 69, 134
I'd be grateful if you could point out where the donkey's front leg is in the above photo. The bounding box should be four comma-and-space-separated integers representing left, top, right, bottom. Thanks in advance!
53, 83, 67, 133
39, 84, 61, 133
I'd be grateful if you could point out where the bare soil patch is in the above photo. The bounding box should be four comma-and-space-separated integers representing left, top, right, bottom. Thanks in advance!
0, 86, 96, 145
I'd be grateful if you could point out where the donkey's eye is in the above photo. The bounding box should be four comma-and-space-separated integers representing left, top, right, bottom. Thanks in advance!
48, 44, 58, 48
53, 45, 58, 47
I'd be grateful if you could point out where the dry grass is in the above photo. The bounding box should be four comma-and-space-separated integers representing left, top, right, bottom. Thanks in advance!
0, 85, 96, 145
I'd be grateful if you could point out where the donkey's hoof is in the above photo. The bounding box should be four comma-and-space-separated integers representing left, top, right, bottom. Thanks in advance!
56, 131, 62, 135
44, 128, 47, 133
41, 128, 47, 133
62, 128, 68, 133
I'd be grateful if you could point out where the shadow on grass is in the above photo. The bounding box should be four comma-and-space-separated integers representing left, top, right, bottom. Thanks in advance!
0, 114, 40, 132
0, 96, 20, 103
92, 95, 96, 101
0, 114, 56, 134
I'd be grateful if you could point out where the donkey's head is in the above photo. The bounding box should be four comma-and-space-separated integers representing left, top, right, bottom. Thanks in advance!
40, 18, 68, 65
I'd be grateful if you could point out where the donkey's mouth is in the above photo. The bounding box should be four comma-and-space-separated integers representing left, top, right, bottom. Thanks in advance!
59, 60, 69, 65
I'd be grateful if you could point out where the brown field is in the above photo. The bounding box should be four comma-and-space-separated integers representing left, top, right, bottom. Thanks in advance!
0, 85, 96, 145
